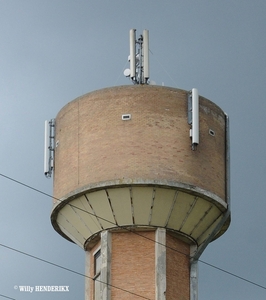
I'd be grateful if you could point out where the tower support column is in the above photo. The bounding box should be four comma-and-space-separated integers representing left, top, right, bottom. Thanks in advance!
190, 261, 198, 300
155, 228, 166, 300
101, 230, 112, 300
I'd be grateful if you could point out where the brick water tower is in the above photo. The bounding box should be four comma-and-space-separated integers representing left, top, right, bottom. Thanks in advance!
46, 29, 230, 300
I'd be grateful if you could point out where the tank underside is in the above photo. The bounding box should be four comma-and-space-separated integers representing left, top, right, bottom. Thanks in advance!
51, 179, 229, 250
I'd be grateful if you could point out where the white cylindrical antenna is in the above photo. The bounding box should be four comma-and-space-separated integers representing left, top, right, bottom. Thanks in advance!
129, 29, 136, 79
192, 88, 199, 147
44, 120, 50, 176
143, 29, 149, 81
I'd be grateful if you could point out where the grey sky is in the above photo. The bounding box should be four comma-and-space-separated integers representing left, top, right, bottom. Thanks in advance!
0, 1, 266, 299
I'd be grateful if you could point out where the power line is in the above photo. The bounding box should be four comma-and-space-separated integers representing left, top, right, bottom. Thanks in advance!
0, 294, 15, 300
149, 48, 180, 88
0, 172, 266, 293
0, 174, 153, 300
0, 173, 199, 258
199, 260, 266, 291
0, 243, 152, 300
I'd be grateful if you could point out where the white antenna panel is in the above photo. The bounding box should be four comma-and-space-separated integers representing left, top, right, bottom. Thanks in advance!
129, 29, 136, 79
143, 29, 149, 80
191, 88, 199, 146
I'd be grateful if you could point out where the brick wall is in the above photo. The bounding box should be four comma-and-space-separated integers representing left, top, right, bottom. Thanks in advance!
53, 85, 226, 201
110, 231, 155, 300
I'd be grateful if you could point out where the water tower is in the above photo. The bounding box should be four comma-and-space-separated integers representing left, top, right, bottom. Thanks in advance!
46, 29, 230, 300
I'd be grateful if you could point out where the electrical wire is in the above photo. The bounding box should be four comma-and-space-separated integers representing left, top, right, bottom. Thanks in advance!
0, 294, 15, 300
0, 173, 196, 258
0, 243, 152, 300
149, 48, 180, 89
1, 172, 266, 293
199, 260, 266, 291
0, 173, 153, 300
114, 59, 129, 86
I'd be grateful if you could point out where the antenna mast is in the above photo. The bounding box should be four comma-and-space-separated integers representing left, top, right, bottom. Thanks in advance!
125, 29, 150, 85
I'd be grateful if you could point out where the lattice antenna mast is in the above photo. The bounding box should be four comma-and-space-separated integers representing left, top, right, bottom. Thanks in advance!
124, 29, 149, 85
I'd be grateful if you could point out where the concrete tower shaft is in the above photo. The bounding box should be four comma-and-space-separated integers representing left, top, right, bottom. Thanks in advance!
51, 85, 230, 250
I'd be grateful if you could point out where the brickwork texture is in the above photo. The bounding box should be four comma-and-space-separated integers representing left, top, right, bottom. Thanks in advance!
53, 85, 226, 201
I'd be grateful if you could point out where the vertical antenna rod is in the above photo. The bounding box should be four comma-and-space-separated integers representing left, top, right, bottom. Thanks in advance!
191, 88, 199, 149
143, 29, 149, 83
129, 29, 136, 81
188, 89, 199, 150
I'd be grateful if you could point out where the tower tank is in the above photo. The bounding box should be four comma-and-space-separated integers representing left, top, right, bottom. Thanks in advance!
50, 85, 230, 300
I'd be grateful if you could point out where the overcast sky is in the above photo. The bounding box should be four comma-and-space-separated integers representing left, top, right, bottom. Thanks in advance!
0, 1, 266, 299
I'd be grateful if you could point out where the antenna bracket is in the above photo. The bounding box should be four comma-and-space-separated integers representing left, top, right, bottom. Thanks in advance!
44, 119, 55, 178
